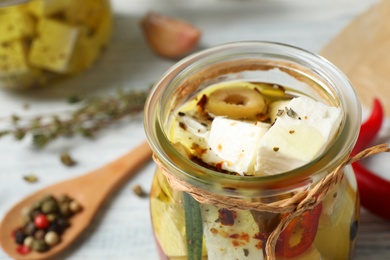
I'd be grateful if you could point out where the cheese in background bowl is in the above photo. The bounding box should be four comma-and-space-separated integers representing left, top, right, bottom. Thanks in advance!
0, 0, 112, 89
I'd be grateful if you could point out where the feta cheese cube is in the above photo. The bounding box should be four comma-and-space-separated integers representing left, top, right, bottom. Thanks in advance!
205, 117, 270, 175
201, 204, 264, 260
28, 0, 69, 17
0, 11, 35, 43
255, 96, 342, 175
28, 19, 80, 73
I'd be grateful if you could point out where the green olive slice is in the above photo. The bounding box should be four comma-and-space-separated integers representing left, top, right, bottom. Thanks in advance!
206, 85, 266, 120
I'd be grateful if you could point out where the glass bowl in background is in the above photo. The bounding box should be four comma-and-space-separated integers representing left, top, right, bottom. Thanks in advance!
0, 0, 112, 89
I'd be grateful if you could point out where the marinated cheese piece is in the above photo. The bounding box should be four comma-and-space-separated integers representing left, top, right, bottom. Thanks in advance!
29, 19, 80, 73
67, 14, 112, 74
64, 0, 109, 30
201, 204, 264, 260
205, 117, 270, 175
28, 0, 69, 17
0, 40, 46, 88
0, 40, 29, 76
0, 9, 35, 43
255, 96, 342, 175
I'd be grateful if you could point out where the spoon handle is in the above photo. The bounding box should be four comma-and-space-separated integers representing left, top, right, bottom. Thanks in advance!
76, 141, 153, 210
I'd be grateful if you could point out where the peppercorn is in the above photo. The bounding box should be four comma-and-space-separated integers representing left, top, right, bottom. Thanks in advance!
16, 245, 31, 255
21, 207, 31, 223
41, 199, 58, 214
34, 214, 50, 229
69, 200, 82, 213
24, 222, 36, 236
46, 213, 58, 222
30, 209, 42, 219
59, 203, 72, 217
24, 236, 34, 248
44, 231, 60, 246
31, 239, 49, 252
31, 201, 42, 211
59, 194, 72, 203
56, 217, 70, 229
34, 229, 45, 240
15, 229, 27, 245
47, 222, 63, 235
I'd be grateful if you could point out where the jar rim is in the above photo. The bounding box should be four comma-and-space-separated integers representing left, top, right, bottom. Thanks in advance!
144, 41, 361, 194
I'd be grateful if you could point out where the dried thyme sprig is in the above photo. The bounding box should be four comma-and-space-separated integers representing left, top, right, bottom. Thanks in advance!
0, 89, 149, 148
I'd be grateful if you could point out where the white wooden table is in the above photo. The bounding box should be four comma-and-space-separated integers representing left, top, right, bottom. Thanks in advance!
1, 0, 389, 259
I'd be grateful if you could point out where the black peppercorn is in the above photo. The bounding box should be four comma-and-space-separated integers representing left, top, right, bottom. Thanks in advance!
15, 229, 27, 245
47, 222, 63, 235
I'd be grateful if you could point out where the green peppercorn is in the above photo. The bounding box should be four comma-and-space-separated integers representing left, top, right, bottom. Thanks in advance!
31, 239, 49, 252
46, 213, 58, 222
44, 231, 60, 246
42, 199, 58, 214
58, 194, 72, 203
32, 201, 42, 211
59, 203, 72, 217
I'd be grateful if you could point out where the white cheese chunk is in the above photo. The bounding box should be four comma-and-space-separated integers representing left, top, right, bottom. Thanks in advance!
201, 204, 264, 260
255, 96, 342, 175
205, 117, 270, 175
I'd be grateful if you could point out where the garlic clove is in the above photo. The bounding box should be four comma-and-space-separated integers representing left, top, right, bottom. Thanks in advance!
140, 12, 201, 59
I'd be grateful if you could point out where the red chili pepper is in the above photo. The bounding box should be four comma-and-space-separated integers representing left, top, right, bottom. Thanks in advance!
275, 203, 322, 258
351, 98, 384, 156
351, 98, 390, 220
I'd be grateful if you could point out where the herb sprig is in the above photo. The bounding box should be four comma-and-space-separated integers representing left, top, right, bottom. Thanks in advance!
0, 89, 149, 148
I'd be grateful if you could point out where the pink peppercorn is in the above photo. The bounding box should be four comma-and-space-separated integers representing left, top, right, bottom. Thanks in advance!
16, 245, 31, 255
34, 214, 50, 229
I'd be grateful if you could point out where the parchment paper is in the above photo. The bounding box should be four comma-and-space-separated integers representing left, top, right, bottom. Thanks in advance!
321, 0, 390, 114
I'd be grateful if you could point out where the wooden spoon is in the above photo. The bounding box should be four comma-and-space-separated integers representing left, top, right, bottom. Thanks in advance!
0, 141, 152, 260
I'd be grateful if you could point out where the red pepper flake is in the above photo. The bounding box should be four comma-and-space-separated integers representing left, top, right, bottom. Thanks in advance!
289, 130, 295, 134
232, 240, 240, 247
253, 232, 268, 242
196, 94, 208, 113
218, 208, 237, 226
215, 162, 223, 171
240, 232, 250, 242
273, 147, 279, 152
217, 144, 222, 151
191, 143, 207, 155
255, 241, 263, 250
229, 233, 239, 239
304, 115, 308, 120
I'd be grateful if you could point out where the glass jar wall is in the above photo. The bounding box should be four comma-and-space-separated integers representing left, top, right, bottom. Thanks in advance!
144, 42, 361, 260
0, 0, 112, 89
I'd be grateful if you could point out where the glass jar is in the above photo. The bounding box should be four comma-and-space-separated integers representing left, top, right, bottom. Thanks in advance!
144, 41, 361, 260
0, 0, 112, 89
